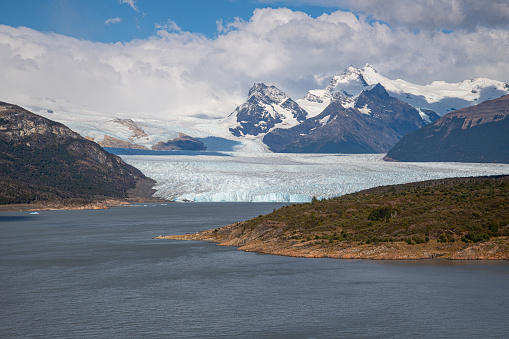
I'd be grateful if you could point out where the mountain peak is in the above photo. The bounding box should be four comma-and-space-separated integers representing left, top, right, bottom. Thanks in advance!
249, 82, 269, 93
298, 64, 509, 118
363, 63, 376, 71
365, 83, 390, 100
341, 64, 377, 77
248, 83, 288, 104
228, 83, 308, 137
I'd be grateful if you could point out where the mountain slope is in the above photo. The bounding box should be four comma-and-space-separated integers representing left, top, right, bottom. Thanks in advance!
0, 101, 150, 204
385, 94, 509, 163
264, 84, 431, 153
227, 83, 308, 137
298, 64, 509, 117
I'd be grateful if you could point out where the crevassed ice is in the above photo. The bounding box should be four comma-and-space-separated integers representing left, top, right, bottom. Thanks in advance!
122, 153, 509, 203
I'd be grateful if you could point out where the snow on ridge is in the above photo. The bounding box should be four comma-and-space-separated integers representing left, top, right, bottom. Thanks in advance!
299, 64, 509, 117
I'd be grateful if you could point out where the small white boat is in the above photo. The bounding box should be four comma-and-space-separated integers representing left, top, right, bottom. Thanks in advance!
29, 212, 39, 215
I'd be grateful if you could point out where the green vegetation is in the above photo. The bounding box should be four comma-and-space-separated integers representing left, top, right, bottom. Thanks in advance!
0, 139, 138, 204
237, 176, 509, 244
0, 103, 145, 205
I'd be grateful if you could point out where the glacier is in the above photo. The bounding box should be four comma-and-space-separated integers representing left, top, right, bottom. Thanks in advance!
122, 153, 509, 202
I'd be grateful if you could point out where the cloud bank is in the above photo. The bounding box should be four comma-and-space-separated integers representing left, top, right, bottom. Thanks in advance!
1, 7, 508, 117
344, 0, 509, 31
261, 0, 509, 30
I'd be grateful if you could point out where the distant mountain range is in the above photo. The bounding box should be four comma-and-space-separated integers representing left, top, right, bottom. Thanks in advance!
0, 102, 151, 204
385, 94, 509, 163
296, 64, 509, 117
225, 65, 508, 154
14, 64, 509, 157
263, 84, 435, 153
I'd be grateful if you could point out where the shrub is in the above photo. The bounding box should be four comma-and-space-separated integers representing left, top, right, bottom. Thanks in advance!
462, 232, 490, 243
367, 206, 394, 221
489, 220, 499, 233
413, 236, 426, 244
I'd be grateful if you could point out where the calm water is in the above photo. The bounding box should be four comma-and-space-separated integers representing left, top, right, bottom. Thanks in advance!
1, 203, 508, 338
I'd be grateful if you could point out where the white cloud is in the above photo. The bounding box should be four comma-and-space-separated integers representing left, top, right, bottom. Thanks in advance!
216, 17, 245, 34
105, 17, 122, 25
155, 19, 182, 33
119, 0, 139, 12
0, 7, 508, 119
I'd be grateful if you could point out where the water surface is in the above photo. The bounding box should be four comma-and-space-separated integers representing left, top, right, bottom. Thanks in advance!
1, 203, 508, 338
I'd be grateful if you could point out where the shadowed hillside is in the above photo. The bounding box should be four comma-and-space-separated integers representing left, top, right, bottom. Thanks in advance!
0, 101, 153, 205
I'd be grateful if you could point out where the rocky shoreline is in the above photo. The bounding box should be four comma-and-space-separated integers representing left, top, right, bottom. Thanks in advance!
156, 221, 509, 260
0, 198, 168, 212
0, 176, 167, 212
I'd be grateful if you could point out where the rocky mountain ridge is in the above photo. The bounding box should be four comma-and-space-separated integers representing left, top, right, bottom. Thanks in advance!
227, 83, 308, 137
0, 101, 153, 205
226, 64, 509, 154
297, 64, 509, 117
263, 84, 439, 153
385, 94, 509, 163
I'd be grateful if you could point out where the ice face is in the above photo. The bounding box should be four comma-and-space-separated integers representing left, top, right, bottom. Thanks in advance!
121, 153, 509, 202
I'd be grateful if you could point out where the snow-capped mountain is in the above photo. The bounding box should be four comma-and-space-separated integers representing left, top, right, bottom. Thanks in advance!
226, 83, 308, 137
264, 84, 435, 153
297, 64, 509, 117
19, 65, 509, 156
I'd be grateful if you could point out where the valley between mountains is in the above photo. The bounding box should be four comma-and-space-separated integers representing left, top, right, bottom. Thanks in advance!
28, 64, 509, 158
2, 64, 509, 259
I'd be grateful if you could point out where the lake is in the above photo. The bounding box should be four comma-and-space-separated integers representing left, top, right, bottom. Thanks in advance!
1, 203, 508, 338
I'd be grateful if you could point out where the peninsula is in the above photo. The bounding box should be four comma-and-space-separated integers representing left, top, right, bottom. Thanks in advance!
157, 175, 509, 260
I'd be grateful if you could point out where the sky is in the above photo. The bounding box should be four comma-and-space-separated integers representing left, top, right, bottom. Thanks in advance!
1, 0, 509, 117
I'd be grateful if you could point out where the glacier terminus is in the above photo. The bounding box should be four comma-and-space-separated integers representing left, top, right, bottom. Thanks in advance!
122, 153, 509, 202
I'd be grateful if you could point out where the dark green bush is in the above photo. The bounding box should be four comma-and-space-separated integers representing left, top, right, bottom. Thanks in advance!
367, 206, 393, 221
489, 220, 499, 233
462, 232, 490, 243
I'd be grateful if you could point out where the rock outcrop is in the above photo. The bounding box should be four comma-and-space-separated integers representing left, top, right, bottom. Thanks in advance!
152, 133, 206, 151
157, 229, 509, 260
98, 135, 148, 150
112, 118, 148, 138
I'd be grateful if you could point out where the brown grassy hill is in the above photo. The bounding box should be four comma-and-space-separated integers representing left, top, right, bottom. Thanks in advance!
158, 175, 509, 259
